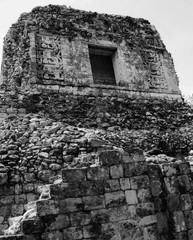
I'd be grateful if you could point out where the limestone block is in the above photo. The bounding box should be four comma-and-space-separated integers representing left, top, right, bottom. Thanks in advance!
130, 175, 150, 190
23, 183, 34, 193
167, 194, 181, 212
161, 163, 177, 177
80, 181, 105, 196
44, 214, 70, 230
105, 191, 126, 208
150, 179, 162, 197
137, 188, 152, 203
126, 205, 137, 219
0, 205, 12, 218
38, 170, 53, 182
164, 176, 179, 194
122, 151, 133, 163
11, 204, 24, 217
62, 168, 86, 182
139, 215, 157, 227
63, 226, 83, 239
136, 202, 155, 217
22, 218, 44, 234
83, 225, 100, 238
117, 220, 143, 240
83, 195, 105, 210
70, 212, 91, 227
184, 210, 193, 230
178, 162, 191, 175
173, 211, 187, 232
15, 194, 27, 204
120, 178, 131, 190
26, 193, 37, 202
0, 195, 14, 205
88, 138, 105, 148
123, 162, 147, 177
110, 165, 123, 179
50, 182, 80, 199
108, 206, 128, 222
36, 200, 59, 216
125, 190, 138, 205
98, 150, 122, 166
91, 208, 110, 224
7, 108, 17, 114
122, 148, 144, 163
177, 175, 191, 193
147, 164, 161, 178
181, 194, 192, 210
154, 197, 166, 212
87, 166, 109, 180
91, 206, 129, 224
156, 212, 168, 234
0, 185, 14, 197
59, 197, 83, 213
104, 179, 120, 192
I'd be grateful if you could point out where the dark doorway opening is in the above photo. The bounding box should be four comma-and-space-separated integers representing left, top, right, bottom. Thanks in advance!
89, 46, 116, 85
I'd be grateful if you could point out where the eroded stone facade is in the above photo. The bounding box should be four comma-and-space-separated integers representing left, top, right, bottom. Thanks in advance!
1, 5, 181, 100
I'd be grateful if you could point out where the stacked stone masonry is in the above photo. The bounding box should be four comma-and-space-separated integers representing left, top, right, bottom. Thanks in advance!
1, 149, 193, 239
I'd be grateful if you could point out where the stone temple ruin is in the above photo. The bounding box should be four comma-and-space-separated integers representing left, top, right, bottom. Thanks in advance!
1, 4, 181, 99
1, 4, 193, 240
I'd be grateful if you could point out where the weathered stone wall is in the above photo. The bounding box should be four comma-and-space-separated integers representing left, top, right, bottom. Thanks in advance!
0, 91, 191, 131
34, 149, 159, 240
0, 149, 193, 239
1, 5, 181, 100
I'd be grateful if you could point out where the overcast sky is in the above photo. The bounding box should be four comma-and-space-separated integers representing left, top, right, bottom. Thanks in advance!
0, 0, 192, 96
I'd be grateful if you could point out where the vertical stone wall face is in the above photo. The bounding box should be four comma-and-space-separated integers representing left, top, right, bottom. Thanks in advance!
1, 149, 193, 239
1, 5, 181, 100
